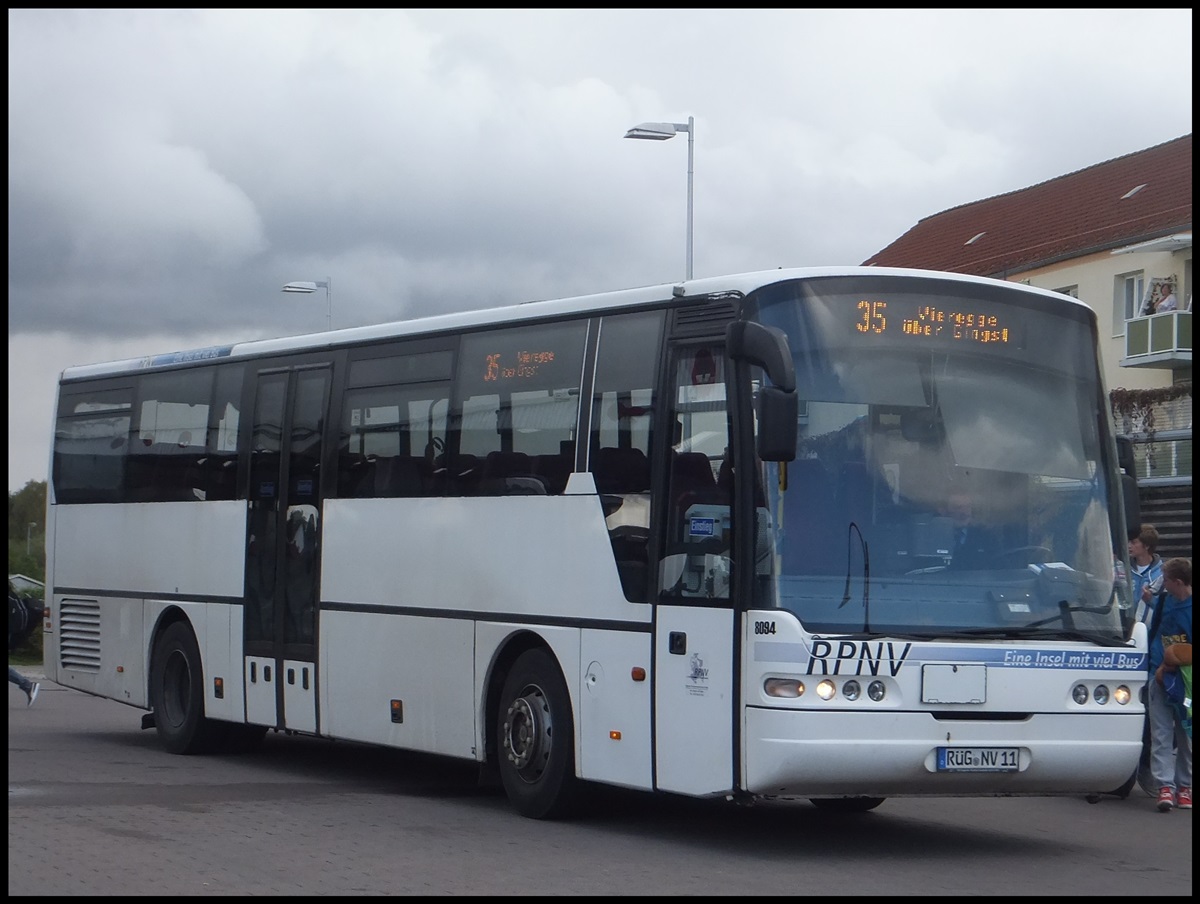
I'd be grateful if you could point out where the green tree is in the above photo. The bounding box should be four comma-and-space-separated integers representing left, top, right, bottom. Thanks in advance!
8, 480, 47, 582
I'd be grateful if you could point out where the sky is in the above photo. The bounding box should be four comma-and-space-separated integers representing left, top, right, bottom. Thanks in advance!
7, 8, 1194, 492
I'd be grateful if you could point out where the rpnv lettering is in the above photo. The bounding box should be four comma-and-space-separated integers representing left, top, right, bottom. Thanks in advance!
806, 640, 912, 676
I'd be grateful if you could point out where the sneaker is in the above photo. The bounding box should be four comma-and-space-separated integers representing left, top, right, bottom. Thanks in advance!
1178, 788, 1193, 810
26, 682, 40, 707
1157, 786, 1175, 812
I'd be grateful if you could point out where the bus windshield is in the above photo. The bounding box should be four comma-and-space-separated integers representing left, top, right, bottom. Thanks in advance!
747, 275, 1131, 643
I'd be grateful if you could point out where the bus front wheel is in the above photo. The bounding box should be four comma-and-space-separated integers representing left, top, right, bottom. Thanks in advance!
496, 648, 579, 819
149, 620, 224, 755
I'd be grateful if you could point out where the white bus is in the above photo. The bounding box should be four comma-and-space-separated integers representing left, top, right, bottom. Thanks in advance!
44, 266, 1147, 818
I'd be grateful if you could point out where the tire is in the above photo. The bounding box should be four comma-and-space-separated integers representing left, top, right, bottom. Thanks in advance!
1106, 769, 1137, 800
496, 648, 579, 819
149, 620, 224, 755
809, 796, 886, 813
1133, 711, 1156, 798
1135, 748, 1156, 798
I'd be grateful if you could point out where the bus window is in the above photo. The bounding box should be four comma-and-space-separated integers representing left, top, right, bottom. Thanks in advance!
338, 384, 449, 498
591, 310, 664, 601
661, 343, 732, 600
454, 320, 588, 496
205, 364, 244, 500
338, 346, 453, 499
53, 386, 133, 504
129, 369, 215, 502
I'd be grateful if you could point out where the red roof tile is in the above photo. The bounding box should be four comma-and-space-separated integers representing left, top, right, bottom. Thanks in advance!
862, 134, 1192, 277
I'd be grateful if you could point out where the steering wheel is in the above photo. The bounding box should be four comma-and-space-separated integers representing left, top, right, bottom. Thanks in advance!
998, 545, 1052, 566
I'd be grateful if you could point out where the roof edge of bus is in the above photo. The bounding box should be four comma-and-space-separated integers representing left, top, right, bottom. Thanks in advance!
56, 266, 1074, 381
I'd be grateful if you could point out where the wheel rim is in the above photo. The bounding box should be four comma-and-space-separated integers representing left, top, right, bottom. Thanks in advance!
161, 647, 193, 729
503, 684, 552, 783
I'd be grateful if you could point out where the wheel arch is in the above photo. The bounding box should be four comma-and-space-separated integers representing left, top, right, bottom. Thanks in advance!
481, 628, 579, 776
145, 605, 195, 704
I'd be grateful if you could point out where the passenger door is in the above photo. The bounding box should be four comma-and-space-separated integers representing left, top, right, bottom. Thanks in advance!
243, 365, 330, 733
653, 340, 737, 795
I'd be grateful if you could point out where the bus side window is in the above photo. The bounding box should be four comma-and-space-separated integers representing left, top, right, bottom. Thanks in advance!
132, 369, 214, 503
454, 321, 588, 497
661, 344, 732, 600
591, 310, 664, 602
337, 384, 449, 498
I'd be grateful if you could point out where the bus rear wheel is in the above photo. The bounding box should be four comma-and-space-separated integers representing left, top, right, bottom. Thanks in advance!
150, 620, 224, 755
497, 648, 579, 819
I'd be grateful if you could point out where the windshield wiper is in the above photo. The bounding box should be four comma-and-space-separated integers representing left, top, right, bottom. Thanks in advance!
837, 521, 870, 632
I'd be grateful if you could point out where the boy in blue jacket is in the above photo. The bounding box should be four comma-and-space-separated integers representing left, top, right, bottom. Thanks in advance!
1128, 524, 1164, 624
1149, 557, 1193, 812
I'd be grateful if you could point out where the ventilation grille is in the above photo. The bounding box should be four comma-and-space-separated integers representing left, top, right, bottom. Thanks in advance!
59, 597, 102, 672
670, 298, 740, 336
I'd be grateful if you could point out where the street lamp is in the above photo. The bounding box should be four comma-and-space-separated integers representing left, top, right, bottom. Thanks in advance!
624, 116, 694, 280
27, 522, 36, 556
282, 277, 333, 330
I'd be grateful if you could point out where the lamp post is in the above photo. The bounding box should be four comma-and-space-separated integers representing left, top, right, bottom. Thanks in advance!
281, 278, 333, 330
624, 115, 694, 280
27, 522, 36, 556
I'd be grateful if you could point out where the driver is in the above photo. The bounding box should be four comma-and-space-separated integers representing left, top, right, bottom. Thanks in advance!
944, 490, 1002, 570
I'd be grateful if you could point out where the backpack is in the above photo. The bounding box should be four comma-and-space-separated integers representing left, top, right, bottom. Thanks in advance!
8, 588, 43, 652
8, 588, 29, 651
1164, 662, 1192, 739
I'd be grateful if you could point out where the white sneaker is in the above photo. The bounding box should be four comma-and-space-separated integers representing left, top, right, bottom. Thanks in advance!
27, 682, 40, 707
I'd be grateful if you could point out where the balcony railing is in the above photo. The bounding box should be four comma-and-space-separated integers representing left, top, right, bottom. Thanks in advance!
1123, 310, 1192, 368
1115, 395, 1193, 485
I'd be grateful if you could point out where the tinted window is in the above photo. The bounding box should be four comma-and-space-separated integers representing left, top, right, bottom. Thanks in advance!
53, 386, 133, 504
590, 310, 664, 601
453, 321, 588, 496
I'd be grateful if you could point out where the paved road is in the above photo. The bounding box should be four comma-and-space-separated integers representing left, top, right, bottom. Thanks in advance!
9, 671, 1193, 896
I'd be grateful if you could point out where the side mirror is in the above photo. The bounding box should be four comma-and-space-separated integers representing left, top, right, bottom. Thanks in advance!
1121, 473, 1141, 539
726, 321, 795, 392
1115, 435, 1135, 475
727, 320, 798, 462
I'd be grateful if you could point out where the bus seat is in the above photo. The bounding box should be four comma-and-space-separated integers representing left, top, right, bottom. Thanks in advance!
152, 443, 200, 501
339, 453, 375, 498
593, 446, 650, 494
372, 455, 425, 497
533, 453, 571, 494
670, 451, 715, 494
484, 450, 532, 478
668, 451, 725, 549
480, 451, 544, 495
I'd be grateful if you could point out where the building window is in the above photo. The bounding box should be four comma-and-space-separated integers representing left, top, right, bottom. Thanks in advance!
1113, 271, 1144, 336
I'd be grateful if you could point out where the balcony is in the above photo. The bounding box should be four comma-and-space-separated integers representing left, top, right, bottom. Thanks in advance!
1115, 395, 1192, 486
1122, 310, 1192, 369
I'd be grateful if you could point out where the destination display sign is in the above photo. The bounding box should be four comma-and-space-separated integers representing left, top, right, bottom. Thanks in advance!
854, 299, 1014, 346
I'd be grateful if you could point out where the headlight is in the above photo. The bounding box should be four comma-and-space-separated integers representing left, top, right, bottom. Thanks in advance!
842, 679, 861, 701
1114, 685, 1132, 705
1093, 684, 1110, 705
867, 680, 886, 701
1072, 684, 1090, 705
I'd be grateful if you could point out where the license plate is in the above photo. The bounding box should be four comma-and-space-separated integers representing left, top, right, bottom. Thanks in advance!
936, 747, 1019, 772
